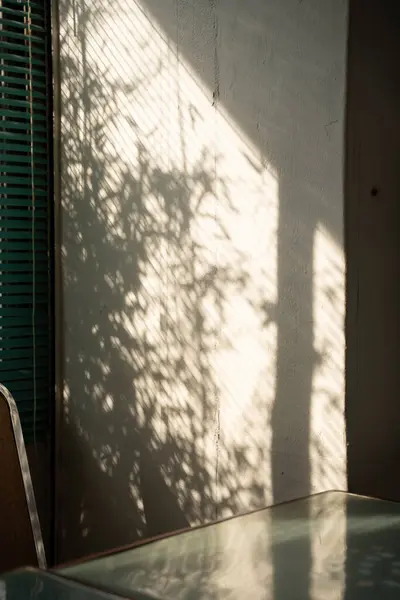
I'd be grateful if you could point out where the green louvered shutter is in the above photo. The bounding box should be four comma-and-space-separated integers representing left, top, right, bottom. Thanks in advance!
0, 0, 53, 442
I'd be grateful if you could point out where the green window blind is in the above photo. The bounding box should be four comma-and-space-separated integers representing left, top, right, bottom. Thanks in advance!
0, 0, 53, 442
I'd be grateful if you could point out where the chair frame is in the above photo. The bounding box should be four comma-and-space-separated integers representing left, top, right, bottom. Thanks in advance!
0, 383, 47, 569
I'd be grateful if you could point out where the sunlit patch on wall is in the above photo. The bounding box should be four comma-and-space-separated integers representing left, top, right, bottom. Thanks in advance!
311, 223, 346, 493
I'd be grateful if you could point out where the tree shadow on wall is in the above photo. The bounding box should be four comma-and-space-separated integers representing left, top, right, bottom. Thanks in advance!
59, 0, 269, 560
98, 1, 346, 598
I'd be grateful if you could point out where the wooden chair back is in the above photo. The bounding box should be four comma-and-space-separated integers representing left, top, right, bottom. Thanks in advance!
0, 383, 46, 573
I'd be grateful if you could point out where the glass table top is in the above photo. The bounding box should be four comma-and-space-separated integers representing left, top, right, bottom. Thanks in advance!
60, 491, 400, 600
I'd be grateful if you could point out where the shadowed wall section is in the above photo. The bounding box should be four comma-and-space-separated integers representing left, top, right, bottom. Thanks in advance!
58, 0, 348, 564
346, 0, 400, 501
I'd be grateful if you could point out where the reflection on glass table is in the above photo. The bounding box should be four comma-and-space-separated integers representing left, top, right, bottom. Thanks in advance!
60, 491, 400, 600
0, 568, 125, 600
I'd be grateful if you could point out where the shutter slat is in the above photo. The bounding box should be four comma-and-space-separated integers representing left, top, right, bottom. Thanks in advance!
0, 176, 47, 184
0, 307, 49, 318
10, 390, 48, 404
0, 39, 45, 55
0, 342, 49, 352
0, 153, 47, 164
16, 412, 48, 424
0, 164, 47, 174
0, 268, 48, 277
0, 363, 49, 375
0, 252, 48, 262
0, 230, 49, 240
0, 216, 47, 225
0, 327, 48, 336
0, 29, 44, 43
0, 343, 48, 359
0, 20, 44, 34
0, 211, 48, 221
5, 0, 45, 10
0, 217, 48, 227
0, 365, 48, 380
0, 63, 45, 78
0, 111, 46, 122
0, 345, 49, 360
17, 409, 48, 422
0, 198, 48, 207
0, 6, 43, 19
0, 86, 46, 99
0, 1, 45, 12
0, 344, 49, 355
0, 292, 48, 301
0, 131, 47, 142
0, 113, 46, 125
0, 51, 45, 67
0, 246, 48, 258
0, 75, 46, 88
0, 142, 47, 153
0, 377, 48, 391
0, 97, 46, 109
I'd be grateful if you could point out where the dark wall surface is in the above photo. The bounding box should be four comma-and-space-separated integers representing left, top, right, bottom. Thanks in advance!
346, 0, 400, 499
